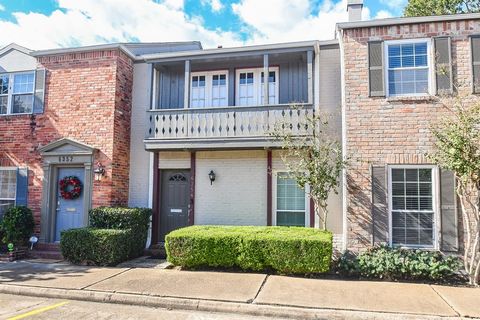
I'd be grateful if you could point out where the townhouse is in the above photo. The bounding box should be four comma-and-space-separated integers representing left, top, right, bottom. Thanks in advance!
0, 0, 479, 254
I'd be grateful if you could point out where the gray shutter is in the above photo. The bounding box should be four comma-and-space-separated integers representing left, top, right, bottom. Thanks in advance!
368, 41, 385, 97
372, 166, 388, 244
33, 69, 46, 114
15, 168, 28, 206
440, 169, 458, 251
434, 37, 453, 95
471, 36, 480, 94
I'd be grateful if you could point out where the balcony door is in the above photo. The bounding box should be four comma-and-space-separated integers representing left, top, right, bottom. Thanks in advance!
190, 71, 228, 108
236, 67, 279, 106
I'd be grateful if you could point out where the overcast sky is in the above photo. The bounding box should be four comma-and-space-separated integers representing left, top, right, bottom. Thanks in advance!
0, 0, 407, 50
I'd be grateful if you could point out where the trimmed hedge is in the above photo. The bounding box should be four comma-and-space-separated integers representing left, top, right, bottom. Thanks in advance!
165, 226, 333, 274
60, 228, 132, 266
60, 207, 151, 266
89, 207, 151, 257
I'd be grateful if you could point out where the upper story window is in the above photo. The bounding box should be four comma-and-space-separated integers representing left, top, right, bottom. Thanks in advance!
0, 71, 35, 115
236, 67, 279, 106
190, 71, 228, 108
386, 40, 431, 97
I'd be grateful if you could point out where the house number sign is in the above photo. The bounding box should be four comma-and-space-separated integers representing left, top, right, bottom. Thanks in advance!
58, 156, 74, 163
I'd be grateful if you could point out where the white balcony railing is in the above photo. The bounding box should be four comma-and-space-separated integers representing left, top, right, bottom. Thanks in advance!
147, 104, 314, 141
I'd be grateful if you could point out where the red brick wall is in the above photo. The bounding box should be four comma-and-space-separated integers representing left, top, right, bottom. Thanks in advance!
0, 49, 133, 233
341, 19, 480, 250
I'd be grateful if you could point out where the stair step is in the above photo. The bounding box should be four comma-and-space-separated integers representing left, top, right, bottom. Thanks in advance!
29, 250, 64, 260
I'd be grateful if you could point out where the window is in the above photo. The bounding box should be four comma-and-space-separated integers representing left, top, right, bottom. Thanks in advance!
275, 172, 308, 227
386, 40, 431, 96
190, 71, 228, 108
0, 71, 35, 115
236, 67, 279, 106
389, 167, 436, 248
0, 168, 16, 217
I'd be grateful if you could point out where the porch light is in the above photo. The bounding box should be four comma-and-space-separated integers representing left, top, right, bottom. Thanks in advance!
94, 162, 105, 181
208, 170, 216, 185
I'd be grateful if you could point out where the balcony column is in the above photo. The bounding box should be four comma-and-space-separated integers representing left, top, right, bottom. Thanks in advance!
307, 50, 313, 105
184, 60, 191, 109
263, 54, 269, 105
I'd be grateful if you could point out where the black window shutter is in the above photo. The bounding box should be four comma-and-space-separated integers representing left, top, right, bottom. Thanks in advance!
368, 41, 385, 97
15, 168, 28, 206
372, 165, 388, 244
440, 169, 458, 251
33, 69, 46, 114
471, 36, 480, 94
434, 37, 453, 95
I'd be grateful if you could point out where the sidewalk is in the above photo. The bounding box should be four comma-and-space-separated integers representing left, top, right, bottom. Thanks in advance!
0, 260, 479, 320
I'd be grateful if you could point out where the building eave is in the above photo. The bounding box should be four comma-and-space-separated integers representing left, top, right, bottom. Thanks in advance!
336, 12, 480, 30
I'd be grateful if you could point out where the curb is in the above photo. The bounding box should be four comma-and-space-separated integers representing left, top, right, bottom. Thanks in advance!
0, 284, 465, 320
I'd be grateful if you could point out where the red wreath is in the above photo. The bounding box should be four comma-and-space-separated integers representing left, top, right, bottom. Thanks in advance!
59, 176, 83, 200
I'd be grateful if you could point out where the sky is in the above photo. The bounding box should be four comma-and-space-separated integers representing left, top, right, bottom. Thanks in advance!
0, 0, 408, 50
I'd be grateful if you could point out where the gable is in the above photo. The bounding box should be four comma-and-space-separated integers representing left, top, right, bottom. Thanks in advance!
0, 48, 37, 73
39, 138, 95, 155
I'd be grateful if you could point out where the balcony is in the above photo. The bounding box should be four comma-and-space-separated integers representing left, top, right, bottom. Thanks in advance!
142, 41, 318, 150
144, 104, 313, 150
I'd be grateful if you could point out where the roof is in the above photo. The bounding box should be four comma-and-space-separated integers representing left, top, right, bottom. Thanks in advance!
31, 41, 202, 60
0, 43, 33, 57
337, 12, 480, 29
140, 39, 338, 62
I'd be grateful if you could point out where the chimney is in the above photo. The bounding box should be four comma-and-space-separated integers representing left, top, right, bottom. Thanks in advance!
347, 0, 363, 22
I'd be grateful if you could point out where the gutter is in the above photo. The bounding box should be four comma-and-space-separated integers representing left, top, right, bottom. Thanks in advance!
337, 12, 480, 30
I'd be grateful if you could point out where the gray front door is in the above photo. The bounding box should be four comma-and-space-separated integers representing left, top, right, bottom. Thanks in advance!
55, 167, 85, 241
160, 170, 190, 241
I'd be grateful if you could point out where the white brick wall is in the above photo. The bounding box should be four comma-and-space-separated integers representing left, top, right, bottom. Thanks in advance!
195, 150, 267, 226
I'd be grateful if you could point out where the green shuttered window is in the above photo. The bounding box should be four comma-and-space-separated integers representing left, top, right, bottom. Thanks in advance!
276, 172, 307, 227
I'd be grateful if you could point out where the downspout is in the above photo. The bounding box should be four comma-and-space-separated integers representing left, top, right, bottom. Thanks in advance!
337, 26, 348, 252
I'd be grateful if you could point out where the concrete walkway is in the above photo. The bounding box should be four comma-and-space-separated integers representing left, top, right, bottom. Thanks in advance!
0, 260, 479, 319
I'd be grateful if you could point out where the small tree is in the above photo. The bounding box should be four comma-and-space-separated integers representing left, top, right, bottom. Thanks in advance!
430, 99, 480, 286
270, 107, 347, 230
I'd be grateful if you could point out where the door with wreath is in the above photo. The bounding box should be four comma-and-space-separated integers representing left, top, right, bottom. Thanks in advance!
55, 167, 85, 242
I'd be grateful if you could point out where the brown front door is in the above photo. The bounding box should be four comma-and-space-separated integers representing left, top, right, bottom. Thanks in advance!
159, 170, 190, 241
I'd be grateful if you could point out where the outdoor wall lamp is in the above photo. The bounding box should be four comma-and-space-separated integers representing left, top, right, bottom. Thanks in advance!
94, 162, 105, 181
208, 170, 216, 185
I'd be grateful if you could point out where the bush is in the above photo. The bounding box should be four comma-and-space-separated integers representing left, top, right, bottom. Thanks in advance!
60, 207, 151, 266
165, 226, 332, 274
336, 245, 462, 282
89, 207, 151, 257
0, 206, 35, 246
60, 228, 132, 266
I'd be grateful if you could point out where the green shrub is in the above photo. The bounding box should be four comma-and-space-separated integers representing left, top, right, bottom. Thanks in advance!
336, 245, 462, 281
89, 207, 151, 257
60, 228, 133, 266
0, 206, 35, 246
166, 226, 332, 274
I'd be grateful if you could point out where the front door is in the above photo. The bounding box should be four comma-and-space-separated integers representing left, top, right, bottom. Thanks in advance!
55, 167, 85, 242
159, 170, 190, 241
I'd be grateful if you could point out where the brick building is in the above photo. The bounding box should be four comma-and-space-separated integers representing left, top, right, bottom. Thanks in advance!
0, 2, 479, 254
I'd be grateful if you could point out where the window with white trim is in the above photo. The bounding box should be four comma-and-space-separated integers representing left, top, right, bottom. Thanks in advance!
236, 67, 279, 106
276, 172, 307, 227
0, 71, 35, 115
390, 167, 436, 248
386, 40, 431, 96
190, 71, 228, 108
0, 168, 16, 217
